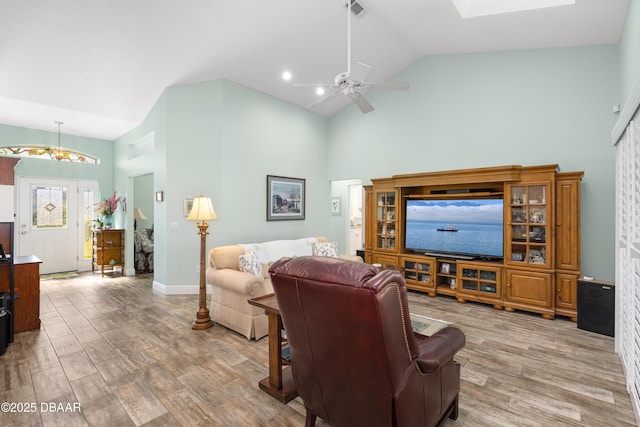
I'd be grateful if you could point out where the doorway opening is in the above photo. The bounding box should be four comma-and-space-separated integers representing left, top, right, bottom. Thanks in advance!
348, 184, 363, 255
133, 173, 154, 274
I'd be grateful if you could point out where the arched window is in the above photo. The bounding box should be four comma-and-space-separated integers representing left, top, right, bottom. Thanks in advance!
0, 146, 99, 164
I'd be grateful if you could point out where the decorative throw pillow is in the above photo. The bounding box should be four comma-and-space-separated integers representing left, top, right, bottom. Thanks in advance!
238, 251, 262, 277
312, 241, 339, 258
261, 263, 271, 279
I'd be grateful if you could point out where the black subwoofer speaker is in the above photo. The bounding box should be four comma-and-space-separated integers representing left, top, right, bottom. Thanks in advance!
577, 279, 615, 337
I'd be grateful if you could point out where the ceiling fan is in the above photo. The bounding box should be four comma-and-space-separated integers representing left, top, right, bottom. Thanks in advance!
294, 0, 409, 114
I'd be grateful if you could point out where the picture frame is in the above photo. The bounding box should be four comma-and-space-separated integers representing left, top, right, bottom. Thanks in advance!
267, 175, 305, 221
331, 197, 342, 216
184, 198, 194, 217
441, 263, 450, 274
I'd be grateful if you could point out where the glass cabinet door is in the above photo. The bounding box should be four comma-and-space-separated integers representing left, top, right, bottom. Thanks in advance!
460, 266, 499, 295
405, 260, 432, 284
375, 191, 397, 250
507, 184, 549, 268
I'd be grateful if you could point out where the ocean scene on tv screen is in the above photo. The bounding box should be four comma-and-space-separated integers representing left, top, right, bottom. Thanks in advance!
405, 199, 503, 257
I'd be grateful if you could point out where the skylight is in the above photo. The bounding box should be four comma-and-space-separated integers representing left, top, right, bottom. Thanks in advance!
452, 0, 575, 18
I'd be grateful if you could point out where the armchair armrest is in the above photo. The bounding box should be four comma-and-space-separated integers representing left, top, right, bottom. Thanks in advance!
206, 268, 266, 297
414, 327, 466, 374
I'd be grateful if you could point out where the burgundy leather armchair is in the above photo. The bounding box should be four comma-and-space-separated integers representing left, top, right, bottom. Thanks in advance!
269, 256, 466, 427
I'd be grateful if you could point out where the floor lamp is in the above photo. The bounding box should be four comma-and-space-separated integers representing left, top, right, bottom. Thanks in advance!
187, 195, 217, 330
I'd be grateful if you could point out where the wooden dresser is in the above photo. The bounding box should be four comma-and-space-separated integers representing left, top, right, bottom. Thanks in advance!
92, 229, 125, 277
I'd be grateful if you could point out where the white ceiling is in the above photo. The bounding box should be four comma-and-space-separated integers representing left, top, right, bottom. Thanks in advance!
0, 0, 629, 141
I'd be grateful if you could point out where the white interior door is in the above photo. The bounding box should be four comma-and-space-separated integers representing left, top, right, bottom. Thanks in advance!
17, 177, 79, 274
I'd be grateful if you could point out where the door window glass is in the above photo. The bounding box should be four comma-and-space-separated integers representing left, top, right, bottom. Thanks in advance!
82, 187, 96, 259
32, 185, 67, 229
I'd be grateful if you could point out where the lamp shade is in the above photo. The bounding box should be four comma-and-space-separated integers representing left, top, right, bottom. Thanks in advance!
133, 207, 147, 220
188, 196, 218, 221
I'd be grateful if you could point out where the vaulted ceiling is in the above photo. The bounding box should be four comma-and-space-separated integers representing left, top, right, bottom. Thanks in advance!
0, 0, 629, 140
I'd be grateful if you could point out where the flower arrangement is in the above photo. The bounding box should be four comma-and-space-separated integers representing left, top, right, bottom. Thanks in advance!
96, 191, 121, 217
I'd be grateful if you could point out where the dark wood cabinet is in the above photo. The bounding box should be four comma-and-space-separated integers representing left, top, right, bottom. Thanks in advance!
0, 255, 41, 332
0, 158, 41, 333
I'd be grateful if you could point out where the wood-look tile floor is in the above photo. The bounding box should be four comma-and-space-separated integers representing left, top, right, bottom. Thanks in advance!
0, 272, 636, 426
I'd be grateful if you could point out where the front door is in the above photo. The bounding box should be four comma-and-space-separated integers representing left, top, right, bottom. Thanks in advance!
17, 177, 82, 274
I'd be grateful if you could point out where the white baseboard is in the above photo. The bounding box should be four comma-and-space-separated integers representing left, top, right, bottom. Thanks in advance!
152, 280, 213, 295
124, 267, 136, 276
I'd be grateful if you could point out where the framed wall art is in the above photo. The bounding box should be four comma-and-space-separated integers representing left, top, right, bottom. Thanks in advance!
267, 175, 305, 221
331, 197, 342, 216
183, 198, 194, 217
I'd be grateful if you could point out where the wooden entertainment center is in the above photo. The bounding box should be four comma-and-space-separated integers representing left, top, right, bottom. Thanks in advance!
363, 164, 583, 320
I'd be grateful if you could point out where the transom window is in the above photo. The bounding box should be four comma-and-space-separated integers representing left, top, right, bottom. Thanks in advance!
0, 146, 98, 164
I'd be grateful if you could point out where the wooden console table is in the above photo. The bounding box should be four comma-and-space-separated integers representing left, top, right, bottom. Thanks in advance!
247, 293, 298, 403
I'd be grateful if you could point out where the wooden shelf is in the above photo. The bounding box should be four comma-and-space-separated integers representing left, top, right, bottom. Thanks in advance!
436, 285, 457, 296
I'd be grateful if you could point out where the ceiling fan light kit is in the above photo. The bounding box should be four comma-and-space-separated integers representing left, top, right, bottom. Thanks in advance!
294, 0, 409, 114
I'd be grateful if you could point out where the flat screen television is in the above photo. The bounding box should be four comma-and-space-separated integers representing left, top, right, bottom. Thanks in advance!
404, 198, 504, 258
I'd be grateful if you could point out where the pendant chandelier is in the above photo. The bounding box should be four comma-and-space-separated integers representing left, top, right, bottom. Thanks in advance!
51, 120, 66, 161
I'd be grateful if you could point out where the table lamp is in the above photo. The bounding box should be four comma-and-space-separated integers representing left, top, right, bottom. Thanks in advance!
187, 195, 217, 330
133, 207, 146, 230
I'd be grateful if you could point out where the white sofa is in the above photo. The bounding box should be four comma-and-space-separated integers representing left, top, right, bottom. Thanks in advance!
206, 236, 361, 339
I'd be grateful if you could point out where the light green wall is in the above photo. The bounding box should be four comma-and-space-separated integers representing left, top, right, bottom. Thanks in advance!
620, 0, 640, 104
218, 81, 330, 243
328, 45, 620, 281
161, 79, 224, 289
0, 123, 114, 192
114, 94, 167, 280
115, 79, 329, 291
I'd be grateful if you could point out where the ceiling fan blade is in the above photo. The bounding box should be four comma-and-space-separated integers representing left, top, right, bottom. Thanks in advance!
293, 82, 339, 89
308, 88, 344, 109
350, 62, 371, 83
351, 92, 374, 114
364, 81, 410, 91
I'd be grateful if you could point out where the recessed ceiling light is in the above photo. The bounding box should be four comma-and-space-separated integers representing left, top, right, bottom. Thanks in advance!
316, 88, 325, 96
282, 71, 292, 81
452, 0, 575, 18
